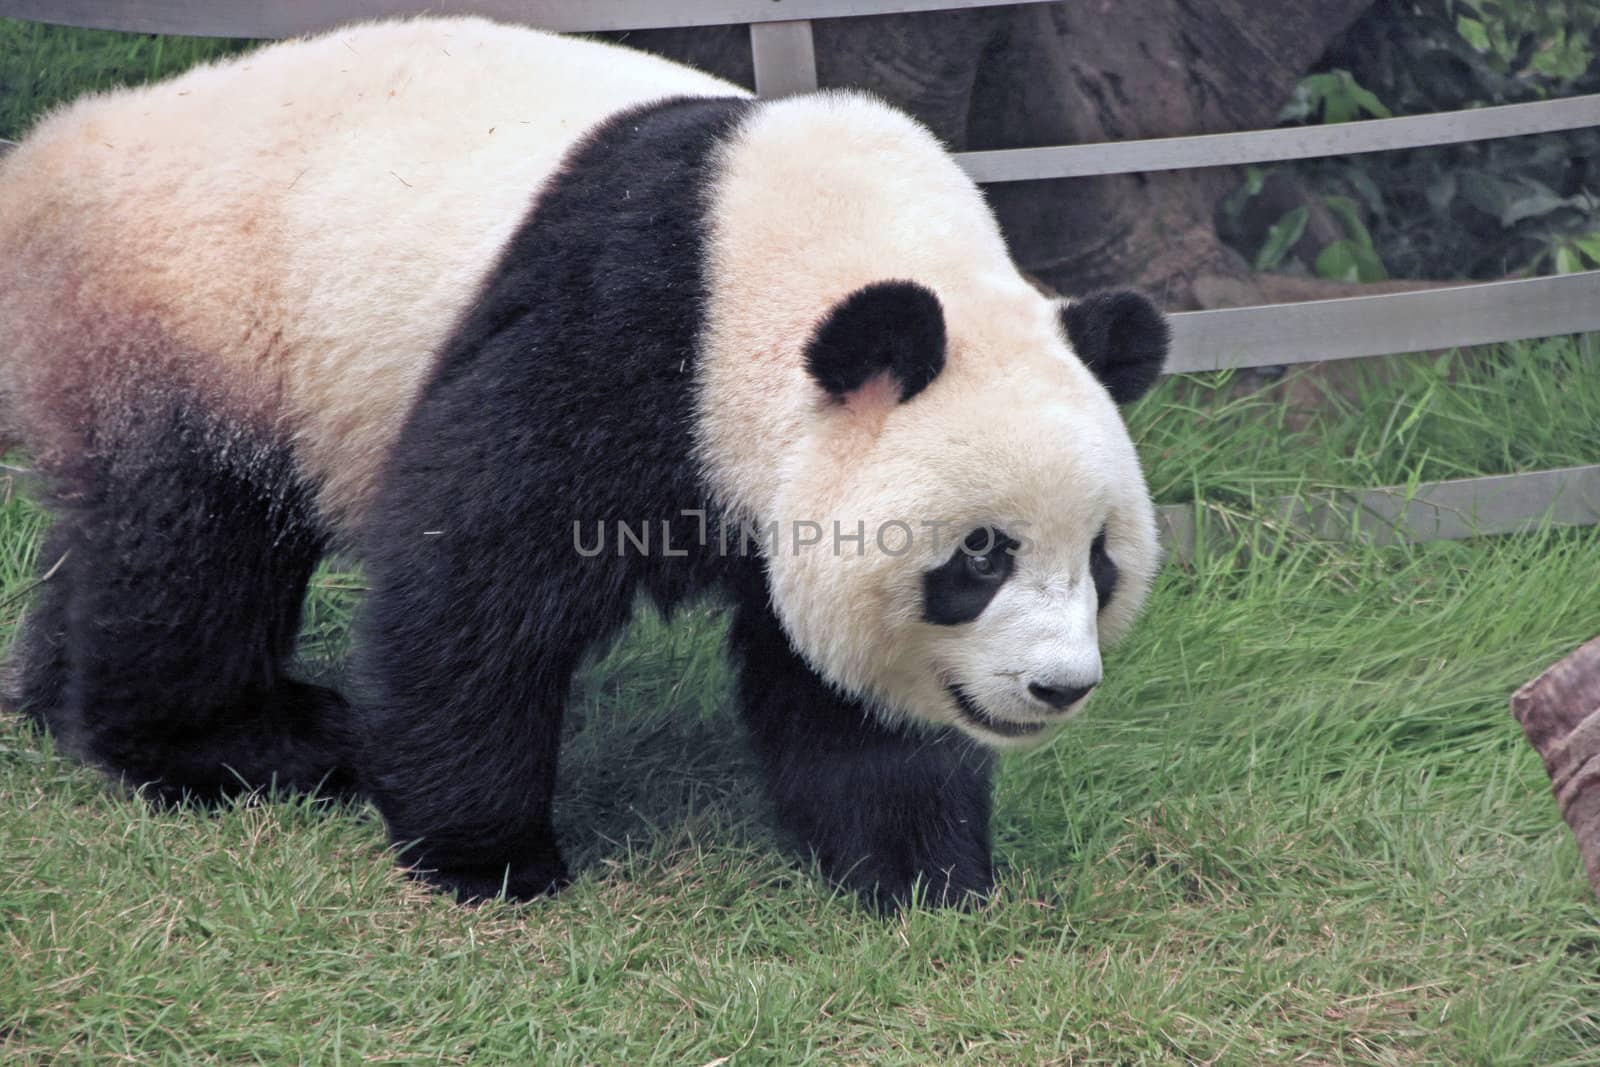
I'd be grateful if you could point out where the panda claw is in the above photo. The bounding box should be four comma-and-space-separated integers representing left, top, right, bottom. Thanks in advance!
853, 847, 994, 915
408, 856, 571, 905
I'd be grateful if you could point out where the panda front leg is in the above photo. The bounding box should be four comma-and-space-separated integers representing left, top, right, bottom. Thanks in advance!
350, 532, 633, 903
352, 573, 572, 901
730, 584, 995, 912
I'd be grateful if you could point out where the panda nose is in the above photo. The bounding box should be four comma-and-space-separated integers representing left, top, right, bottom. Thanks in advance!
1027, 680, 1095, 711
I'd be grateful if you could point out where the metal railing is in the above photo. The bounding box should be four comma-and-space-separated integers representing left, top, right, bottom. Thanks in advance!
2, 0, 1596, 553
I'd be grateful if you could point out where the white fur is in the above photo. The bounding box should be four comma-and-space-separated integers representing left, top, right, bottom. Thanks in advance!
0, 17, 744, 532
696, 94, 1160, 748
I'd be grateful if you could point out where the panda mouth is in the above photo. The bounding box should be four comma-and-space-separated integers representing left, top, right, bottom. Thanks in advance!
947, 684, 1048, 739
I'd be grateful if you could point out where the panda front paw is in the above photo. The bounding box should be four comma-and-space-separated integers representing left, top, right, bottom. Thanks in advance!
824, 812, 994, 914
778, 740, 996, 913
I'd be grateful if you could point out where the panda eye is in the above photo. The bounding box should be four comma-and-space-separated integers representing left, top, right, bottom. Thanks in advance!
960, 527, 1012, 583
923, 526, 1018, 625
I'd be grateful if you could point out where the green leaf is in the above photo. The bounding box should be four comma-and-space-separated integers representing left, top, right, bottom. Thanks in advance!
1278, 80, 1317, 124
1222, 165, 1268, 220
1341, 74, 1393, 120
1321, 195, 1376, 251
1281, 70, 1389, 126
1323, 88, 1357, 125
1554, 245, 1584, 274
1315, 240, 1361, 282
1314, 239, 1388, 283
1254, 206, 1309, 272
1456, 15, 1491, 52
1569, 232, 1600, 264
1354, 243, 1389, 281
1339, 166, 1387, 217
1461, 172, 1520, 221
1500, 179, 1576, 227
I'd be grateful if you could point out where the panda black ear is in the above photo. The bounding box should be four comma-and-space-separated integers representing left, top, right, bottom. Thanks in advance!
1059, 289, 1169, 405
805, 281, 946, 405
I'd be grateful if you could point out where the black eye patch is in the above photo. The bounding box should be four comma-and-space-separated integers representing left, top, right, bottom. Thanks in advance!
1090, 530, 1118, 611
922, 527, 1018, 626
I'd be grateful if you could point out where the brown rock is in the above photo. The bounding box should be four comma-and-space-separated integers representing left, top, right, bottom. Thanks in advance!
1511, 636, 1600, 898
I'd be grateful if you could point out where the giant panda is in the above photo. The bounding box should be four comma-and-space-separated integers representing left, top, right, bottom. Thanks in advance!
0, 16, 1169, 910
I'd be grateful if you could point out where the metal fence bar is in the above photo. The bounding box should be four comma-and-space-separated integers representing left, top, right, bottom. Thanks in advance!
957, 94, 1600, 182
0, 0, 1056, 37
1157, 464, 1600, 562
1166, 271, 1600, 373
749, 20, 818, 97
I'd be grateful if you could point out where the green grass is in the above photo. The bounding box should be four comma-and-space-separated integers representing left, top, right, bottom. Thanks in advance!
1132, 337, 1600, 503
3, 336, 1597, 1064
2, 19, 1598, 1061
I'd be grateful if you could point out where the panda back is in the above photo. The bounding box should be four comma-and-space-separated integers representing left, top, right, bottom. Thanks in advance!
0, 17, 746, 533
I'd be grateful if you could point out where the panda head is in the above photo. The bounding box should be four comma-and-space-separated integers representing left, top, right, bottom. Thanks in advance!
766, 280, 1168, 749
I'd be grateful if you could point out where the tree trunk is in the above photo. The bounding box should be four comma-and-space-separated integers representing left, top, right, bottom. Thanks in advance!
970, 0, 1376, 306
618, 0, 1377, 309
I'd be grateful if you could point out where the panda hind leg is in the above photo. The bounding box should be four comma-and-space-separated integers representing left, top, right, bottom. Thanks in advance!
22, 412, 355, 806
